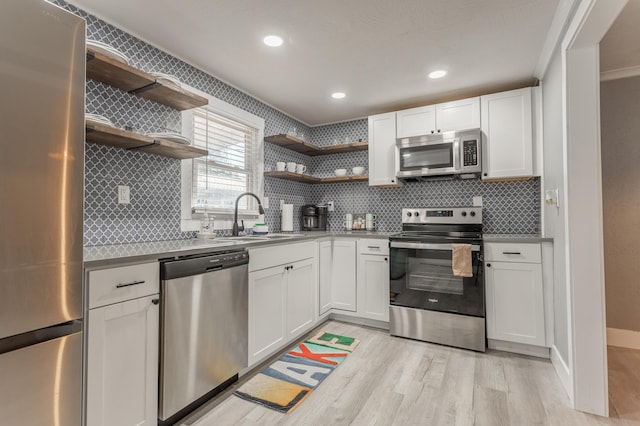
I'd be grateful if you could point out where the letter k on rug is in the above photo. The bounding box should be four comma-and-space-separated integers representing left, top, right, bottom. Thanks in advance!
234, 331, 360, 413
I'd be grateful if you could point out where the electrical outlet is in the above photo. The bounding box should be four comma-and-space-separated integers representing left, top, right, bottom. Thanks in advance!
263, 197, 269, 209
472, 196, 482, 207
117, 185, 130, 204
327, 201, 335, 211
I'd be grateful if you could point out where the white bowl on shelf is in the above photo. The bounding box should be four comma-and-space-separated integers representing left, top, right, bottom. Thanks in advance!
334, 169, 347, 177
352, 166, 365, 175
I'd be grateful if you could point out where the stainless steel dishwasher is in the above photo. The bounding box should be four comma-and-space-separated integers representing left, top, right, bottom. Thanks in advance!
158, 249, 248, 424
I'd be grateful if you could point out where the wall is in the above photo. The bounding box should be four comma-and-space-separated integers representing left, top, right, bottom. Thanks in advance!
600, 75, 640, 332
542, 46, 571, 365
57, 0, 541, 247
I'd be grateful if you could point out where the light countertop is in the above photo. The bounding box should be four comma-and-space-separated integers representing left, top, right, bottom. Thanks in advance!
483, 234, 553, 243
83, 231, 394, 268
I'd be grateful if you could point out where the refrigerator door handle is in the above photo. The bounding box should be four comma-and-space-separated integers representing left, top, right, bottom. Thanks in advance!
0, 321, 82, 356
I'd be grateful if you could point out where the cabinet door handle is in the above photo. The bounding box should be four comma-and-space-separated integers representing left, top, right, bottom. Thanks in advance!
367, 246, 380, 249
152, 298, 159, 305
486, 263, 491, 267
384, 258, 388, 262
116, 280, 145, 288
502, 251, 521, 255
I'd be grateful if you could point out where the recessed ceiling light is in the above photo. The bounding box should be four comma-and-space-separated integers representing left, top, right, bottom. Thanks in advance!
263, 35, 283, 47
331, 92, 346, 99
428, 70, 447, 79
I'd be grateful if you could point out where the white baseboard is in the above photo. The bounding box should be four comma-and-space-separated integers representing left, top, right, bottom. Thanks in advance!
551, 345, 573, 404
487, 339, 550, 359
607, 327, 640, 350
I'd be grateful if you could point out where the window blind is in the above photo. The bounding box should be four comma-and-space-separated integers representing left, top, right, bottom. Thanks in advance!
190, 108, 258, 213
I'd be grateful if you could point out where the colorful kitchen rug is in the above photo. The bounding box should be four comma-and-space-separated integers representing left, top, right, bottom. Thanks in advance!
234, 331, 360, 413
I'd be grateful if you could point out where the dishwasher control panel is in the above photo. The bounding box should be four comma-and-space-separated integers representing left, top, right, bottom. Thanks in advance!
160, 249, 249, 280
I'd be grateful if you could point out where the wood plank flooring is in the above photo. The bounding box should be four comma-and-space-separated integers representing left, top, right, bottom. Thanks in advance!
608, 345, 640, 424
181, 321, 636, 425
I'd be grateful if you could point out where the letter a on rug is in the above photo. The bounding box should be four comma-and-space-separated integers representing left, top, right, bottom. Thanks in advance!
234, 331, 360, 413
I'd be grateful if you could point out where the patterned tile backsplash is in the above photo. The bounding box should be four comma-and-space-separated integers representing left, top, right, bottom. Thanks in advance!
54, 1, 540, 246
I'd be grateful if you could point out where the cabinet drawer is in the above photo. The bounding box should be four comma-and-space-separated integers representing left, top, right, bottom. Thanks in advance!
485, 243, 541, 263
357, 239, 389, 256
249, 241, 315, 272
88, 262, 159, 309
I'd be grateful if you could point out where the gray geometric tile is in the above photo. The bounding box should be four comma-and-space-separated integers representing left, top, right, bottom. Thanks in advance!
53, 0, 541, 245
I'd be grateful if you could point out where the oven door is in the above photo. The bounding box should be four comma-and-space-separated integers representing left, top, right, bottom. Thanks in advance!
389, 241, 484, 317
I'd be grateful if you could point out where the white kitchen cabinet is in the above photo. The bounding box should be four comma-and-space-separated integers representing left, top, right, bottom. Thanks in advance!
318, 240, 333, 315
357, 254, 389, 322
86, 262, 159, 426
368, 112, 399, 186
331, 239, 357, 312
396, 105, 436, 138
286, 258, 316, 339
248, 265, 287, 366
485, 242, 546, 349
396, 97, 480, 138
435, 97, 481, 133
86, 294, 159, 426
481, 87, 533, 180
248, 242, 317, 366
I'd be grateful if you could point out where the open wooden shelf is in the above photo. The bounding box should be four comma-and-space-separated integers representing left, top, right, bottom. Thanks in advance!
264, 171, 369, 183
85, 120, 208, 160
86, 49, 208, 111
264, 134, 368, 156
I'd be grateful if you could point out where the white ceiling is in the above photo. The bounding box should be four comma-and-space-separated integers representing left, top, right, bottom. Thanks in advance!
69, 0, 560, 126
600, 0, 640, 76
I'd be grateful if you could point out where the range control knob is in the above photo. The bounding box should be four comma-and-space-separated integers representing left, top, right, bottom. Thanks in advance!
413, 212, 420, 217
470, 211, 476, 217
406, 211, 412, 217
461, 211, 467, 217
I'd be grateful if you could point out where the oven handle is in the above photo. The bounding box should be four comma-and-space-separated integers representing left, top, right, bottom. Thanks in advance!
390, 241, 481, 252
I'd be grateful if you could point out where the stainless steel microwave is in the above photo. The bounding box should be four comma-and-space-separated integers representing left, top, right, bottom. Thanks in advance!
395, 129, 482, 178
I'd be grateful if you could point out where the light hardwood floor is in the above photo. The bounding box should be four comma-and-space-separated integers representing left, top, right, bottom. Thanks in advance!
608, 345, 640, 424
182, 321, 636, 425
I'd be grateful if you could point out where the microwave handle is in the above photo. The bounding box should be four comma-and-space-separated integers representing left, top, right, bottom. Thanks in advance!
454, 139, 461, 170
390, 241, 481, 252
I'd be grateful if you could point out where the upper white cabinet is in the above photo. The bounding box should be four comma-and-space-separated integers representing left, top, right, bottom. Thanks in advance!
331, 239, 357, 312
481, 87, 534, 180
396, 97, 480, 138
368, 112, 398, 186
396, 105, 436, 138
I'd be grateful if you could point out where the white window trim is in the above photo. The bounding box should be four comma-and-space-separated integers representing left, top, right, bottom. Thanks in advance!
180, 86, 265, 232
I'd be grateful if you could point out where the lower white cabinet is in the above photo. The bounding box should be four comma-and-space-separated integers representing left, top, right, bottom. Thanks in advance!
357, 254, 389, 321
248, 242, 316, 366
331, 239, 357, 312
286, 258, 315, 339
247, 265, 287, 365
318, 240, 333, 315
86, 294, 159, 426
485, 242, 546, 348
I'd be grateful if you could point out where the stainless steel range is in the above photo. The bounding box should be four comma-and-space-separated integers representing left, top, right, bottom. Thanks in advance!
389, 207, 485, 352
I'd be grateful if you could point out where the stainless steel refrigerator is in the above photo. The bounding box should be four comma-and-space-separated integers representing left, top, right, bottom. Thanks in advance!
0, 1, 85, 424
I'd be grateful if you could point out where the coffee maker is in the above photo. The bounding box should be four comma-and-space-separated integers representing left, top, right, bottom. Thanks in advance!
301, 204, 328, 231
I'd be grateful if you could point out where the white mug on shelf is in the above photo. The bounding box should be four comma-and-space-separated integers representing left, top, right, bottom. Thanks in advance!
276, 162, 286, 171
296, 164, 306, 174
286, 162, 297, 172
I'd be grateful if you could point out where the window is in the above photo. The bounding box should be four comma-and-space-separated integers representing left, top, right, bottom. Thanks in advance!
181, 91, 264, 229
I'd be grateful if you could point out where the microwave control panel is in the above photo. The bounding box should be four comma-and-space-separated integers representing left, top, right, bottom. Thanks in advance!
462, 139, 478, 166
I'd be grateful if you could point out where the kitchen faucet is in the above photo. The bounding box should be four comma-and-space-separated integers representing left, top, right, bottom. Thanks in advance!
232, 192, 265, 236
